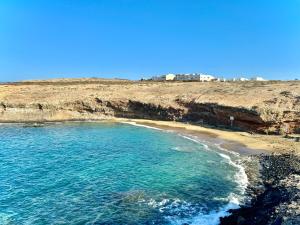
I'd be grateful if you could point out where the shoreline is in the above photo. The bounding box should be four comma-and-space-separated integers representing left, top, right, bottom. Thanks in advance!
106, 119, 300, 224
116, 119, 300, 224
1, 118, 299, 224
112, 118, 299, 155
1, 118, 253, 224
119, 120, 264, 156
1, 118, 298, 155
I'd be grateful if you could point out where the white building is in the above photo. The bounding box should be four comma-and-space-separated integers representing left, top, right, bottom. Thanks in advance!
152, 73, 216, 82
175, 74, 189, 81
228, 77, 248, 82
151, 73, 176, 81
237, 77, 249, 81
175, 73, 215, 82
251, 76, 266, 81
215, 78, 226, 82
199, 74, 215, 81
175, 74, 198, 81
164, 73, 176, 81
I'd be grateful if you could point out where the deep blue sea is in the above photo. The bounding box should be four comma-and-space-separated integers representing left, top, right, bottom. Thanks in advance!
0, 122, 247, 225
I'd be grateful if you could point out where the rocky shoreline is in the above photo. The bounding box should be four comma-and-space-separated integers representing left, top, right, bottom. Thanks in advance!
220, 153, 300, 225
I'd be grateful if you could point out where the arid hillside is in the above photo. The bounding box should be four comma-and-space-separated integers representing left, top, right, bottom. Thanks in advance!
0, 79, 299, 134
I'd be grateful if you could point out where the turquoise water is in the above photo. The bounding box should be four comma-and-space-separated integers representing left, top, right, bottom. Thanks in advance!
0, 122, 246, 225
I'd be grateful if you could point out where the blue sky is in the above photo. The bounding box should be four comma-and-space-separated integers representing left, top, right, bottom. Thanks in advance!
0, 0, 299, 81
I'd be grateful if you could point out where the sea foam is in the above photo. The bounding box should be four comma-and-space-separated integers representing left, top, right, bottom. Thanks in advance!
167, 134, 249, 224
120, 121, 165, 131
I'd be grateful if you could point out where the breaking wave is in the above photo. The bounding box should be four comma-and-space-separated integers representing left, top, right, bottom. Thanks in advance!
125, 123, 249, 225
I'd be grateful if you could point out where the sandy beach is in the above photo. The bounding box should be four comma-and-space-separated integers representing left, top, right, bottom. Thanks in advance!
2, 118, 299, 155
112, 118, 300, 155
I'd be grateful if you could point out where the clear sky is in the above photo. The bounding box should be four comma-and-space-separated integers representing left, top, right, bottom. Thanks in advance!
0, 0, 299, 81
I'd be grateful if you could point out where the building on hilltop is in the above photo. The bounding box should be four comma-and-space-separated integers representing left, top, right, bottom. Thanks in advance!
175, 74, 197, 81
240, 77, 249, 81
151, 73, 215, 81
175, 74, 187, 81
228, 77, 246, 81
251, 76, 266, 81
175, 73, 215, 81
199, 74, 215, 82
165, 73, 176, 81
151, 73, 176, 81
149, 74, 267, 82
215, 78, 227, 82
235, 77, 249, 81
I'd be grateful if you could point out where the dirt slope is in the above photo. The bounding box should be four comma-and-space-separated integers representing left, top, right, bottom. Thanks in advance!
0, 79, 299, 134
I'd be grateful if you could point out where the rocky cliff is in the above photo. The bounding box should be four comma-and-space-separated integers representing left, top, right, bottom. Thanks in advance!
0, 79, 299, 134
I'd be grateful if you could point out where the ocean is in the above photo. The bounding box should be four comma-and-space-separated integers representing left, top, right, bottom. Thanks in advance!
0, 122, 247, 225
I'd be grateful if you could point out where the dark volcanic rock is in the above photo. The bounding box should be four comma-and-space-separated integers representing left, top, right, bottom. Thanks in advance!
220, 154, 300, 225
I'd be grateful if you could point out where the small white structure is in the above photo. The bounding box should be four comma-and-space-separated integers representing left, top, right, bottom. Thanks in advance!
151, 73, 175, 81
199, 74, 215, 82
164, 73, 176, 81
237, 77, 249, 81
214, 78, 226, 82
228, 77, 248, 82
251, 76, 266, 81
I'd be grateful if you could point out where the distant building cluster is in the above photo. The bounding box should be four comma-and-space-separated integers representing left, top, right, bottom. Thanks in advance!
143, 73, 266, 82
228, 77, 266, 82
150, 73, 217, 82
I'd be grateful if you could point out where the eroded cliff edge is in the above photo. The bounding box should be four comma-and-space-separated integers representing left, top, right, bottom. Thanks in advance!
0, 79, 299, 134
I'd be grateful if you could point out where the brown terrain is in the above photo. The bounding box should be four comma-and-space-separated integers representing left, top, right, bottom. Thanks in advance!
0, 78, 299, 135
1, 78, 300, 224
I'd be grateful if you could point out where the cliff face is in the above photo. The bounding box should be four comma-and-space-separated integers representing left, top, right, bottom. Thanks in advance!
0, 79, 299, 134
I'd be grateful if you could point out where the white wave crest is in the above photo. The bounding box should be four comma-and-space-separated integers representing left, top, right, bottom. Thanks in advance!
167, 194, 240, 225
120, 121, 165, 131
218, 153, 248, 195
178, 134, 209, 150
169, 136, 249, 225
123, 123, 249, 225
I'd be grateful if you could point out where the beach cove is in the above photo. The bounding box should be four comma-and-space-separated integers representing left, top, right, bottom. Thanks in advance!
0, 121, 251, 225
0, 79, 299, 224
0, 120, 299, 224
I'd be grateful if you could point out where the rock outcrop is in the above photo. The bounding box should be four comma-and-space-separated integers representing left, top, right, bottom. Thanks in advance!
220, 153, 300, 225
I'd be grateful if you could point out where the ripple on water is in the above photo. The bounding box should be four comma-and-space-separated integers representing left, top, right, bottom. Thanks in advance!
0, 122, 247, 224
